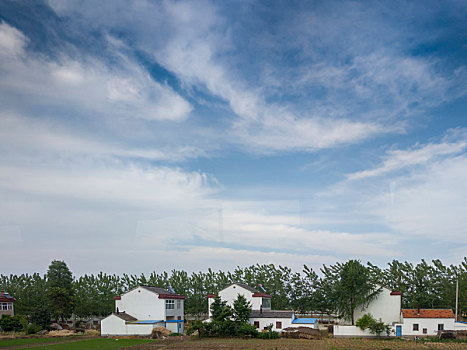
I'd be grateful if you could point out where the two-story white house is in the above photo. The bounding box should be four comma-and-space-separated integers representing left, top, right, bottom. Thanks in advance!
101, 285, 185, 336
207, 282, 318, 332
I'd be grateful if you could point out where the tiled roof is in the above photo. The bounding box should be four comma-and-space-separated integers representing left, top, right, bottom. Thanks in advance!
233, 282, 260, 293
402, 309, 454, 319
113, 312, 137, 322
0, 292, 15, 303
250, 310, 294, 318
140, 286, 172, 295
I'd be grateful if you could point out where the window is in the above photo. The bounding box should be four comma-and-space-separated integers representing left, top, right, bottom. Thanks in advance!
178, 316, 181, 320
276, 321, 282, 329
413, 324, 419, 331
165, 299, 175, 310
177, 300, 181, 309
438, 324, 444, 331
254, 321, 259, 328
1, 303, 7, 311
8, 304, 12, 310
423, 328, 427, 334
262, 298, 271, 309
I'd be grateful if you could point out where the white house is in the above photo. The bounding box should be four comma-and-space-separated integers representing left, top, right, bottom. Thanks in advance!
333, 287, 467, 338
207, 282, 318, 332
398, 309, 467, 336
334, 286, 402, 337
101, 285, 185, 336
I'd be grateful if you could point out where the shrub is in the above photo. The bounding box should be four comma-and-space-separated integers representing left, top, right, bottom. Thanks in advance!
236, 323, 258, 337
26, 323, 42, 335
257, 331, 279, 339
169, 332, 183, 336
0, 315, 23, 332
356, 313, 391, 337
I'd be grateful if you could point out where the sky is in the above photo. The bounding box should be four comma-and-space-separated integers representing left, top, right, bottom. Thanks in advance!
0, 0, 466, 276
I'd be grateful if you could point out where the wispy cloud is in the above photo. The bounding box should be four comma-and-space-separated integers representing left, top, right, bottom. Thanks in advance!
0, 21, 192, 122
347, 130, 467, 180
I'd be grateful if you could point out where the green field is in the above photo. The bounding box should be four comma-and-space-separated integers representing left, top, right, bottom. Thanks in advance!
0, 337, 79, 348
0, 337, 156, 350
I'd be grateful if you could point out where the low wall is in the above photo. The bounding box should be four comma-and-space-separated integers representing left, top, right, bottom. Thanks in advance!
334, 325, 395, 338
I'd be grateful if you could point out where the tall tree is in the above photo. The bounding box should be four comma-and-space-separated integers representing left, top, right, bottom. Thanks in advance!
321, 260, 381, 325
233, 294, 252, 323
46, 260, 74, 322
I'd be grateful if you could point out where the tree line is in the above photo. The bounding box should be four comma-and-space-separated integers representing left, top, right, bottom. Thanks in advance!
1, 258, 465, 323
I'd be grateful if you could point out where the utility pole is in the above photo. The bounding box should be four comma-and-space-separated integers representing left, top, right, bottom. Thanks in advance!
455, 278, 459, 322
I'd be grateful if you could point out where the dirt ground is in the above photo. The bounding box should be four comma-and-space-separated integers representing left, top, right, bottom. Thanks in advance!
128, 337, 467, 350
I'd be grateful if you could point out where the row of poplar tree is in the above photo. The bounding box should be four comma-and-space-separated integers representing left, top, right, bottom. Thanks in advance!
1, 258, 466, 324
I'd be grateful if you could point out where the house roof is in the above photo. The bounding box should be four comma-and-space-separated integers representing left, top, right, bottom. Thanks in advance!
250, 310, 294, 318
113, 312, 137, 322
402, 309, 454, 319
219, 283, 272, 298
117, 285, 185, 299
130, 320, 164, 324
0, 292, 15, 303
292, 318, 317, 324
140, 286, 173, 295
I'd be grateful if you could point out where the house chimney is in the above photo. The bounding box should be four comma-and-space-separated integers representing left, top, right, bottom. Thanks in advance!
417, 306, 420, 315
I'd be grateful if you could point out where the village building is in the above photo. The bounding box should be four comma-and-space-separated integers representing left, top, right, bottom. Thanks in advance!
399, 309, 462, 336
207, 282, 318, 332
101, 285, 184, 336
0, 292, 15, 318
334, 286, 467, 337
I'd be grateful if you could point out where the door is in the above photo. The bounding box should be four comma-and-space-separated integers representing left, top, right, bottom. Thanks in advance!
396, 325, 402, 337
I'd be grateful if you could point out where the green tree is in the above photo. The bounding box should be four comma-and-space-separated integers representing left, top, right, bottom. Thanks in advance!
233, 294, 252, 323
356, 313, 391, 337
46, 260, 74, 322
321, 260, 381, 325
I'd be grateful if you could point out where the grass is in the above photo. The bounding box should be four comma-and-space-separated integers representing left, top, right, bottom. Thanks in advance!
0, 337, 156, 350
33, 338, 156, 350
0, 336, 81, 348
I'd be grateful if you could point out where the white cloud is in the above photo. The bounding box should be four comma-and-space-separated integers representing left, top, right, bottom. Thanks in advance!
0, 21, 28, 57
0, 22, 192, 122
347, 136, 467, 180
370, 154, 467, 241
0, 113, 206, 162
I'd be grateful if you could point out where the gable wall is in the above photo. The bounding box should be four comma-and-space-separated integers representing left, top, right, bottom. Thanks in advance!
116, 286, 165, 320
353, 287, 401, 325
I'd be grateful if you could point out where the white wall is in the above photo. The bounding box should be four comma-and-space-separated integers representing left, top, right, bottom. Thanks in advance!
126, 323, 160, 335
101, 315, 166, 336
334, 325, 396, 337
353, 287, 401, 325
219, 284, 262, 310
101, 315, 127, 336
116, 286, 184, 321
165, 298, 184, 320
454, 322, 467, 330
249, 317, 293, 332
402, 318, 456, 336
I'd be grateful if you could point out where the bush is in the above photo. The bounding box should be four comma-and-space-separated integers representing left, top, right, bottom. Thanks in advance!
236, 322, 258, 337
169, 332, 183, 336
0, 315, 23, 332
26, 323, 42, 335
356, 313, 391, 337
257, 331, 279, 339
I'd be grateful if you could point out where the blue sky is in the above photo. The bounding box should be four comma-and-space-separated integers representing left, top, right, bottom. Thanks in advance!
0, 0, 466, 275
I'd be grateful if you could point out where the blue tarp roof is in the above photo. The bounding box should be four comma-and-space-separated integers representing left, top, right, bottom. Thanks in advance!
131, 320, 164, 324
292, 318, 317, 324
